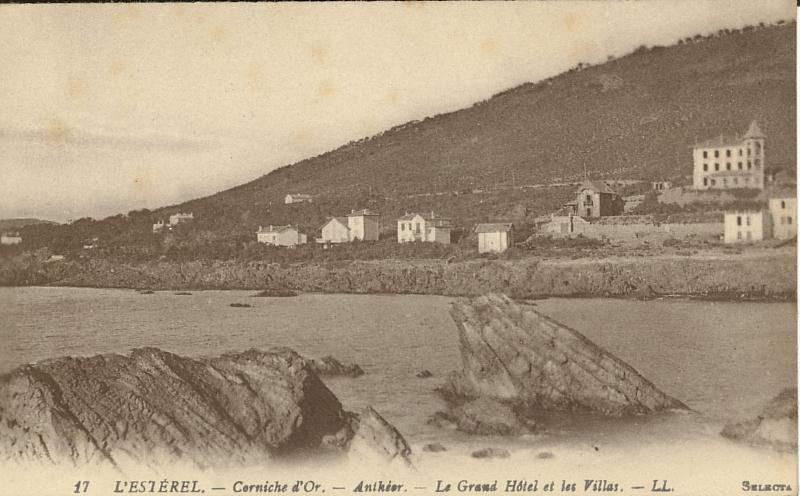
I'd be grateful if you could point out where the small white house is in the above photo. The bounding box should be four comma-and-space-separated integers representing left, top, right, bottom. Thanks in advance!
724, 210, 770, 244
769, 196, 797, 240
0, 232, 22, 245
284, 194, 313, 205
319, 217, 351, 244
256, 225, 307, 247
169, 212, 194, 226
397, 212, 452, 244
152, 220, 166, 233
475, 223, 514, 253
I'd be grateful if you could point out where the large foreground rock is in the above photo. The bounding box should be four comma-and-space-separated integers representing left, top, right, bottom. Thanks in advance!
0, 347, 408, 469
442, 294, 686, 416
721, 388, 797, 451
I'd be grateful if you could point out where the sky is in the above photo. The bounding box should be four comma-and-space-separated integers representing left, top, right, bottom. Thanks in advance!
0, 1, 794, 222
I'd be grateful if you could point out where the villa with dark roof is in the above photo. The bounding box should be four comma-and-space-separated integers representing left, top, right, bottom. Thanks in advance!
692, 120, 766, 190
570, 180, 624, 218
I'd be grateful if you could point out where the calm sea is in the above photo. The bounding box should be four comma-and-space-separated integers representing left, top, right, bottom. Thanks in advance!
0, 288, 796, 493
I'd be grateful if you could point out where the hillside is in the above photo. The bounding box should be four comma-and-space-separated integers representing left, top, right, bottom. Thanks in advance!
5, 22, 796, 257
0, 218, 57, 232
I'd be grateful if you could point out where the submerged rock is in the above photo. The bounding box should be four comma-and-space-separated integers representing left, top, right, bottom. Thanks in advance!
230, 303, 252, 308
174, 291, 192, 296
252, 289, 298, 298
471, 447, 510, 459
304, 355, 365, 378
422, 443, 447, 453
721, 388, 797, 451
0, 347, 404, 469
431, 397, 536, 436
416, 370, 433, 379
443, 294, 686, 416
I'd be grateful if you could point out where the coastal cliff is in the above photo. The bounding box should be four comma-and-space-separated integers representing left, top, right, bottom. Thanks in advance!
0, 250, 795, 299
0, 348, 410, 470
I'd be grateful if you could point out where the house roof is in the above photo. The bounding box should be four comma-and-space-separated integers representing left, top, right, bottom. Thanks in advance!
475, 223, 513, 233
347, 209, 380, 217
766, 187, 797, 200
579, 180, 618, 195
743, 120, 765, 140
694, 121, 765, 149
694, 135, 743, 149
397, 212, 451, 222
321, 217, 350, 230
256, 225, 297, 234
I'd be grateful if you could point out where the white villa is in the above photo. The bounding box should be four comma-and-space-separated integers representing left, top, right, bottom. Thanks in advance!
692, 120, 765, 191
768, 194, 797, 240
397, 212, 452, 244
475, 223, 514, 253
169, 212, 194, 225
0, 232, 22, 245
723, 210, 770, 244
256, 225, 307, 247
284, 194, 313, 205
319, 209, 380, 244
319, 217, 351, 244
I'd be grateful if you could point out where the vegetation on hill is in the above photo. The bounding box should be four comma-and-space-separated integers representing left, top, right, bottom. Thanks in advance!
0, 218, 57, 232
3, 21, 795, 261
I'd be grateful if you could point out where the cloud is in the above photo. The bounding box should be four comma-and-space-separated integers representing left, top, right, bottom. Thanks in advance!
0, 122, 211, 153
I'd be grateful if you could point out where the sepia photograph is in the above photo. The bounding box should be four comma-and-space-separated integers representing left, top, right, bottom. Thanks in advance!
0, 2, 797, 495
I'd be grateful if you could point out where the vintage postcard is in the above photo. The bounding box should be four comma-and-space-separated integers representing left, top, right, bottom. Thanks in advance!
0, 2, 797, 496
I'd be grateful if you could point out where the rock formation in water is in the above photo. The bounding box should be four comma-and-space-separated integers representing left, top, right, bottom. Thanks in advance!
721, 388, 797, 451
439, 294, 687, 417
303, 355, 365, 378
347, 407, 412, 466
0, 347, 406, 470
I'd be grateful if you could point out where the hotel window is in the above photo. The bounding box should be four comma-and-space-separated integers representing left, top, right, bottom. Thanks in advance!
400, 224, 405, 231
703, 178, 708, 186
715, 163, 719, 171
789, 217, 793, 225
723, 178, 727, 186
738, 162, 743, 170
733, 178, 738, 185
726, 150, 731, 157
710, 179, 716, 186
737, 216, 742, 226
737, 231, 742, 240
747, 161, 752, 169
754, 159, 760, 167
748, 148, 751, 157
703, 151, 708, 158
703, 164, 708, 171
781, 201, 786, 209
746, 216, 751, 226
739, 149, 743, 156
726, 163, 731, 170
714, 150, 719, 158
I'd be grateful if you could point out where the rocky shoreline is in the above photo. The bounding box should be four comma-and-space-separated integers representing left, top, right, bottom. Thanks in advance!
0, 250, 795, 300
0, 347, 409, 470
